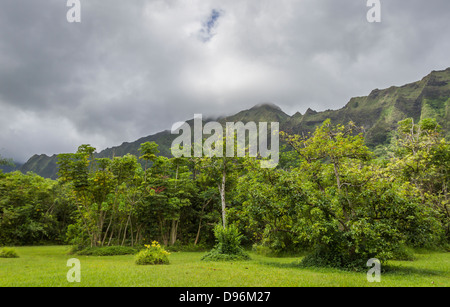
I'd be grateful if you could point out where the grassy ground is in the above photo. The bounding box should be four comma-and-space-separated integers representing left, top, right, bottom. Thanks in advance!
0, 246, 448, 287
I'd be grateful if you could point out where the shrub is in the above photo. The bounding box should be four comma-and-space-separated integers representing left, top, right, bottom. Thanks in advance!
299, 244, 371, 271
166, 241, 209, 252
66, 244, 84, 255
0, 247, 19, 258
135, 241, 170, 265
70, 245, 138, 256
252, 243, 305, 258
391, 245, 416, 261
201, 224, 250, 261
252, 244, 273, 256
65, 223, 90, 247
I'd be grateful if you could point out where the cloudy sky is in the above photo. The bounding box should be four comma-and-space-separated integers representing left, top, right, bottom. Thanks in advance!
0, 0, 449, 162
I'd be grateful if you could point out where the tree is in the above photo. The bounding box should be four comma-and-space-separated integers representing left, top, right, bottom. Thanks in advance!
0, 172, 74, 245
197, 135, 244, 229
282, 119, 372, 191
191, 164, 220, 246
240, 120, 441, 268
139, 141, 159, 181
0, 155, 14, 168
388, 118, 449, 243
140, 156, 195, 245
236, 159, 302, 253
58, 145, 129, 247
108, 154, 142, 246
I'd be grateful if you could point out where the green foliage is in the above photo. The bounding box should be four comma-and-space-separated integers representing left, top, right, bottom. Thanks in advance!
135, 241, 170, 265
58, 146, 148, 247
166, 241, 209, 252
2, 114, 448, 273
251, 243, 303, 257
235, 163, 305, 255
65, 222, 90, 247
0, 247, 19, 258
0, 155, 14, 167
299, 245, 368, 271
141, 155, 195, 246
201, 224, 250, 261
390, 118, 450, 244
71, 245, 138, 256
391, 244, 416, 261
0, 171, 75, 245
237, 119, 445, 269
139, 142, 160, 164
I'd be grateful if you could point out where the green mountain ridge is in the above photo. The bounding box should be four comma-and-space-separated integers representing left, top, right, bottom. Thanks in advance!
17, 67, 450, 179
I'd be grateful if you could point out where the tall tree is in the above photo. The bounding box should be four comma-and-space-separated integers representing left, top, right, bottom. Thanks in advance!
198, 135, 244, 229
389, 118, 450, 242
139, 141, 159, 181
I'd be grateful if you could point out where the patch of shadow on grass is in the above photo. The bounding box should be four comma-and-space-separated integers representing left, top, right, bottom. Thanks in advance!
381, 264, 448, 277
258, 259, 448, 278
258, 260, 362, 277
257, 259, 304, 270
258, 256, 449, 278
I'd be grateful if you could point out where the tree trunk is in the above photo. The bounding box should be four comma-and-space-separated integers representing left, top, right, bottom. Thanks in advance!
170, 220, 178, 245
102, 214, 113, 246
159, 218, 169, 246
121, 214, 131, 246
220, 167, 227, 228
134, 225, 142, 246
194, 220, 202, 246
194, 199, 211, 245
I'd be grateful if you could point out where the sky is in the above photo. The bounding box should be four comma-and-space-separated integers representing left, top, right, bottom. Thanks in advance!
0, 0, 449, 163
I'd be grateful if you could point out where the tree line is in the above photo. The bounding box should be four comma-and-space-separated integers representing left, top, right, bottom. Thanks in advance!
0, 118, 448, 267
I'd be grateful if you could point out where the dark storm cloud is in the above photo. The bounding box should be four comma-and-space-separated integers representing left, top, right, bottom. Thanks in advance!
0, 0, 449, 162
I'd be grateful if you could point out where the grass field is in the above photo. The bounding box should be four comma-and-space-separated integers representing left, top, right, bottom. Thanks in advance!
0, 246, 449, 287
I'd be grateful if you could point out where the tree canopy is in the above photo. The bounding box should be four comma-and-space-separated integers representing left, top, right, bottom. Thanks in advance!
1, 119, 448, 269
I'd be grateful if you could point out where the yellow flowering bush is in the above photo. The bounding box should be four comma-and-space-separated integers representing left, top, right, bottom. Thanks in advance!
135, 241, 170, 265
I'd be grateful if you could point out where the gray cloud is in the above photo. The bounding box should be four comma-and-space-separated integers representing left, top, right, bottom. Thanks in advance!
0, 0, 449, 162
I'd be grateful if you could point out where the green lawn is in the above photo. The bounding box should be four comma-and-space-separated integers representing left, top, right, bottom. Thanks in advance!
0, 246, 449, 287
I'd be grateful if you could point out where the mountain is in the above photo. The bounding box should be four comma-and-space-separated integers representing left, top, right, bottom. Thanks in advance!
283, 68, 450, 145
17, 68, 450, 179
218, 103, 291, 124
17, 154, 58, 179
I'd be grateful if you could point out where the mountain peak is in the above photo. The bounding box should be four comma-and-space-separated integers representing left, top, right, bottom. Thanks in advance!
219, 102, 289, 124
250, 103, 283, 112
304, 108, 317, 116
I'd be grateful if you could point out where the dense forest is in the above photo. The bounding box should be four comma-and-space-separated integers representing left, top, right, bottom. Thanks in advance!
1, 118, 449, 268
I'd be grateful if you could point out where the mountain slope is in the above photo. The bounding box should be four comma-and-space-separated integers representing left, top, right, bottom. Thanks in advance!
18, 68, 450, 179
284, 68, 450, 145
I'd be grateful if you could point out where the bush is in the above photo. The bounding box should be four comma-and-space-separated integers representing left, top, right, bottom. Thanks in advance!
299, 244, 369, 271
252, 243, 306, 258
299, 241, 416, 271
135, 241, 170, 265
252, 244, 273, 256
70, 245, 138, 256
391, 245, 416, 261
0, 247, 19, 258
201, 224, 250, 261
65, 223, 90, 247
166, 241, 209, 252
